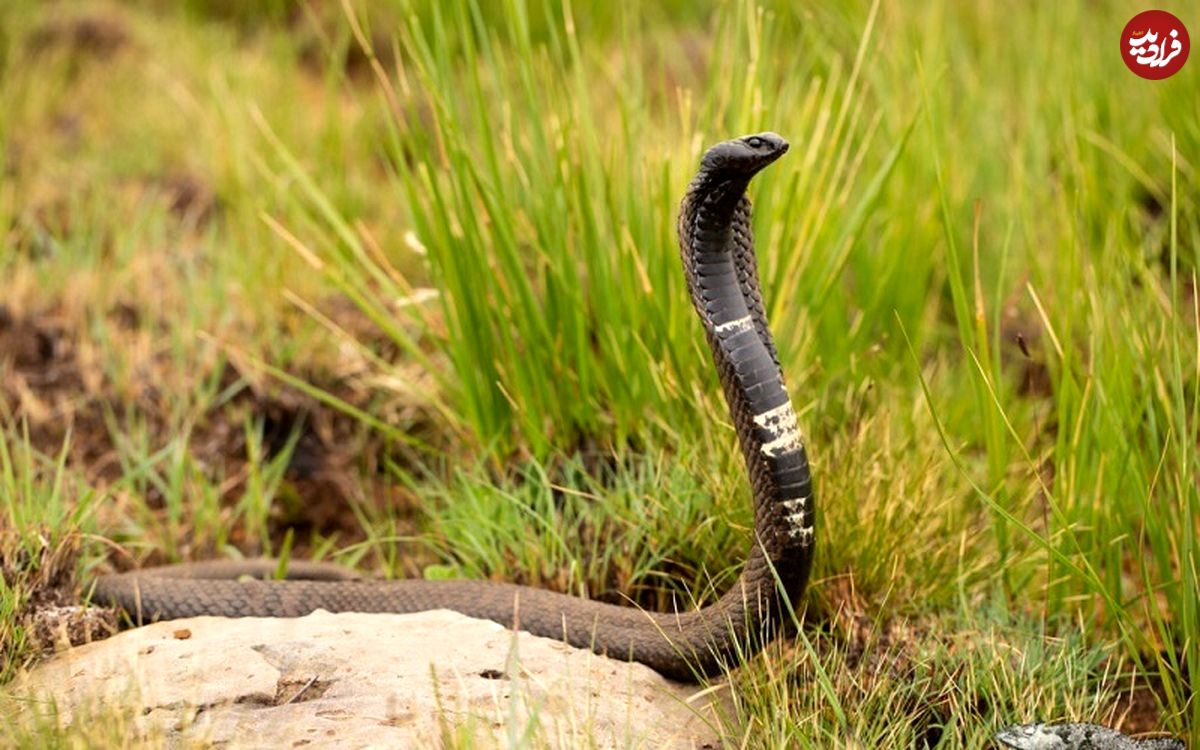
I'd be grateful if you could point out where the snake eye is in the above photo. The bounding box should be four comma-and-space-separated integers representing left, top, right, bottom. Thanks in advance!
746, 136, 764, 149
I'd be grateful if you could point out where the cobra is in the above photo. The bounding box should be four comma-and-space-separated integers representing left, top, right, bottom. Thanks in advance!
93, 132, 814, 681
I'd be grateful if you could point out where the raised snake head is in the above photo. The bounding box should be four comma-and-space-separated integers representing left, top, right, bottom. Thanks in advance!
700, 132, 790, 177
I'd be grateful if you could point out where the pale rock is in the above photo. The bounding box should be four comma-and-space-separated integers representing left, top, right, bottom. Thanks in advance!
12, 609, 728, 748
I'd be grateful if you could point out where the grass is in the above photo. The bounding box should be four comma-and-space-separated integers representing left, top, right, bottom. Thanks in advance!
0, 0, 1196, 746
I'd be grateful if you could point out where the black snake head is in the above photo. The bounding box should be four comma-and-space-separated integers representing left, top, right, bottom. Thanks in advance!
700, 132, 789, 177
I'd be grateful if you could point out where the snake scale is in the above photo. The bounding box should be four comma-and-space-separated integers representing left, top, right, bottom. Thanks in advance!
93, 132, 814, 682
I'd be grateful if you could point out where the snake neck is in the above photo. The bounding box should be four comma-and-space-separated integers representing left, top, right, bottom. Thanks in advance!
677, 169, 814, 615
681, 172, 750, 263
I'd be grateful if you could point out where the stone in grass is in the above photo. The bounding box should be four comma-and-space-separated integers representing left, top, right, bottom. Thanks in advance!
994, 723, 1184, 750
11, 609, 728, 748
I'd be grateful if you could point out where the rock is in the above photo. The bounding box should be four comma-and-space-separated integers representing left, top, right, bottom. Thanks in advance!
11, 609, 727, 748
994, 723, 1184, 750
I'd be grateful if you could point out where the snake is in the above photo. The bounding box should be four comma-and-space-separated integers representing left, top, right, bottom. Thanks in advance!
92, 132, 814, 682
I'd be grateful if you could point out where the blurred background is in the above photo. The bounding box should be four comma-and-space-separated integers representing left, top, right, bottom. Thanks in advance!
0, 1, 1195, 746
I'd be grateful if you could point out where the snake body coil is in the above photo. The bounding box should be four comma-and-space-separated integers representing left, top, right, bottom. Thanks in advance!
93, 133, 814, 681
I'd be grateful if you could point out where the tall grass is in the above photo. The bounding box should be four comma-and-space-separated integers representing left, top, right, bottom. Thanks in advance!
276, 0, 902, 458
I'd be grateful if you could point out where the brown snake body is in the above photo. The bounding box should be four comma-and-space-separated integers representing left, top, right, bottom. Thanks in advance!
93, 133, 814, 681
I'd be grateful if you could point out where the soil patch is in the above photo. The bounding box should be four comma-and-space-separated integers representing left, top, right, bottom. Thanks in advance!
26, 12, 131, 62
0, 303, 417, 555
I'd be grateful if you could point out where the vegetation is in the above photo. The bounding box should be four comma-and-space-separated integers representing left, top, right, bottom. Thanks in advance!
0, 0, 1195, 746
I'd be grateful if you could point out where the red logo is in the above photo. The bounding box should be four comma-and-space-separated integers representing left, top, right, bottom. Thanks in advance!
1121, 10, 1190, 80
